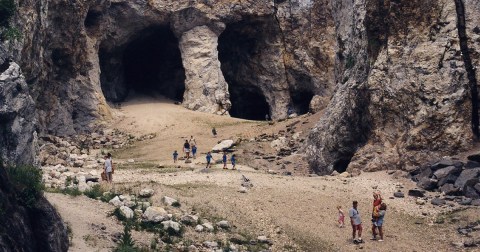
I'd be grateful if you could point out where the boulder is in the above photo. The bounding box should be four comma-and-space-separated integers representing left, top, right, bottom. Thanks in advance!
142, 207, 168, 222
161, 220, 181, 234
139, 188, 154, 197
203, 241, 218, 248
77, 182, 90, 192
431, 198, 446, 206
238, 186, 247, 193
195, 225, 204, 232
438, 174, 459, 187
440, 184, 460, 195
216, 220, 231, 229
270, 137, 288, 152
408, 189, 425, 198
416, 198, 426, 205
109, 196, 124, 207
417, 177, 438, 190
431, 160, 463, 171
212, 140, 234, 152
393, 192, 405, 198
459, 198, 472, 205
162, 196, 178, 206
465, 160, 480, 169
257, 236, 271, 244
471, 199, 480, 206
181, 215, 199, 226
455, 168, 480, 189
119, 206, 134, 219
463, 180, 480, 199
202, 222, 214, 232
433, 166, 462, 180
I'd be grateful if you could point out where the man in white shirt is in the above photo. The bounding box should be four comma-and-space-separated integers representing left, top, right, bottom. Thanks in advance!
104, 153, 113, 183
349, 200, 363, 243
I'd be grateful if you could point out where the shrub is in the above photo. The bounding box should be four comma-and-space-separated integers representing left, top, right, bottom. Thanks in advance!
6, 164, 44, 208
84, 184, 104, 199
61, 187, 82, 197
115, 224, 137, 252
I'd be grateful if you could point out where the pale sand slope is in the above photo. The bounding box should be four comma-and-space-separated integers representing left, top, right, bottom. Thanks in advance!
48, 95, 477, 251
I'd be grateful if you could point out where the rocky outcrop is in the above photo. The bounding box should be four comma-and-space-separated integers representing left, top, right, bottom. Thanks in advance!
0, 60, 37, 166
8, 0, 334, 135
307, 0, 477, 174
0, 47, 68, 251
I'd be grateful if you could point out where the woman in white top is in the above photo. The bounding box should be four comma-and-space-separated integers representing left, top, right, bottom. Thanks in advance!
104, 153, 113, 183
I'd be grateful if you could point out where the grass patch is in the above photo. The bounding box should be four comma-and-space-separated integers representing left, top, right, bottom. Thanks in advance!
84, 184, 105, 199
5, 164, 44, 208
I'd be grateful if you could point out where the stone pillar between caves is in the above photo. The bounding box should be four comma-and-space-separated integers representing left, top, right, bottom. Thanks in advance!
178, 25, 231, 114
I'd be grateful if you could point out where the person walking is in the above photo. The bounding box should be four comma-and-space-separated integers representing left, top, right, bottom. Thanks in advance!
104, 153, 114, 183
183, 140, 190, 159
231, 154, 236, 170
222, 152, 228, 169
189, 135, 196, 148
349, 200, 363, 244
192, 145, 197, 159
337, 205, 345, 228
173, 150, 178, 163
212, 127, 217, 137
205, 152, 213, 169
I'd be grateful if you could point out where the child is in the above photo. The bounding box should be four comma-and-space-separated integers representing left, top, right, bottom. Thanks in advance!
231, 154, 236, 170
206, 152, 213, 169
192, 145, 197, 159
222, 152, 227, 169
212, 127, 217, 137
337, 205, 345, 228
371, 191, 382, 237
372, 203, 387, 241
173, 150, 178, 163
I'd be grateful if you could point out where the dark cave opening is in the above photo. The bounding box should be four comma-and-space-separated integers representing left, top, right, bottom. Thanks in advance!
99, 26, 185, 102
333, 158, 351, 173
290, 89, 314, 115
229, 83, 270, 120
218, 17, 272, 120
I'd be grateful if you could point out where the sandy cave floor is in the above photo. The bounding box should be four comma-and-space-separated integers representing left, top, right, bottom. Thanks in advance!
46, 95, 480, 252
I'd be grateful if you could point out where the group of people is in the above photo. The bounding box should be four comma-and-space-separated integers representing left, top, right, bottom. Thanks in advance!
337, 192, 387, 244
205, 151, 236, 170
173, 136, 197, 162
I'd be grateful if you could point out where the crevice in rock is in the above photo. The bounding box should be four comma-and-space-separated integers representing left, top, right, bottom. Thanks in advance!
454, 0, 479, 138
365, 0, 389, 65
99, 26, 185, 102
289, 80, 315, 115
218, 15, 281, 120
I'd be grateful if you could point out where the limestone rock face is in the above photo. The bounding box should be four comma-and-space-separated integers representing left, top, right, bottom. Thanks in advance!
306, 0, 477, 174
6, 0, 334, 135
0, 61, 37, 166
179, 25, 231, 114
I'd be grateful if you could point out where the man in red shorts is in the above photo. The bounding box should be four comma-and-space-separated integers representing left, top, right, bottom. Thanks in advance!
349, 200, 363, 244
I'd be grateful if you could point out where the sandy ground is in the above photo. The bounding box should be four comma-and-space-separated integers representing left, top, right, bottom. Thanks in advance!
47, 95, 480, 252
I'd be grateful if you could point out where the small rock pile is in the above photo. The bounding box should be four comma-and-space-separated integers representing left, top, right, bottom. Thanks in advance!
107, 188, 273, 251
38, 129, 133, 167
409, 156, 480, 206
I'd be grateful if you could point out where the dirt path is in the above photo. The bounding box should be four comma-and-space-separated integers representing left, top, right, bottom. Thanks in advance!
47, 95, 478, 251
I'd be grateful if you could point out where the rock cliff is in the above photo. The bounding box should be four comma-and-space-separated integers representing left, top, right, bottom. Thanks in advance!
1, 0, 479, 174
306, 0, 479, 174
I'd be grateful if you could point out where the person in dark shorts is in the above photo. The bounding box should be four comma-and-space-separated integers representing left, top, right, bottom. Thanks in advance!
222, 152, 228, 169
173, 150, 178, 163
192, 145, 197, 159
183, 140, 190, 159
206, 152, 213, 169
349, 200, 363, 244
231, 154, 236, 170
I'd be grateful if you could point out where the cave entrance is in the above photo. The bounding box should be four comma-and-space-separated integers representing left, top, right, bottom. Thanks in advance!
290, 89, 315, 115
333, 158, 352, 173
218, 17, 274, 120
100, 26, 186, 102
228, 82, 270, 120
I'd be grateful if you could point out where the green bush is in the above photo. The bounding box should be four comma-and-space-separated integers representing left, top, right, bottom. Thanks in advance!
61, 187, 82, 197
6, 164, 44, 208
84, 184, 104, 199
115, 224, 137, 252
